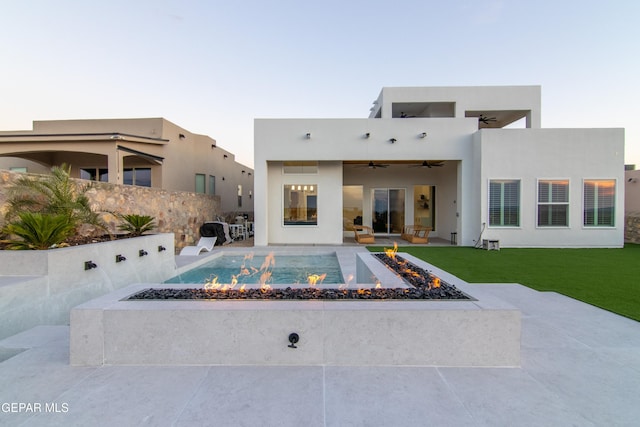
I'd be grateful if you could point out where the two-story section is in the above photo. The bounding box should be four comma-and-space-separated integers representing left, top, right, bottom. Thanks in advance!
254, 85, 624, 247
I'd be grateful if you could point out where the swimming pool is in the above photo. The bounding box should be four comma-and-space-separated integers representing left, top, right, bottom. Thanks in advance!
165, 253, 344, 285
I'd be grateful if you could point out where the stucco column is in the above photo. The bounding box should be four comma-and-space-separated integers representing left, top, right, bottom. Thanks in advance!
107, 147, 124, 185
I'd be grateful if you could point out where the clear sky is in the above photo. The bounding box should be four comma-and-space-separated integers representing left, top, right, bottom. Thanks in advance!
2, 0, 639, 168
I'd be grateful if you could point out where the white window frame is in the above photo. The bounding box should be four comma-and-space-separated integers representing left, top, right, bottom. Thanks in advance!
282, 184, 318, 227
583, 179, 616, 228
488, 179, 521, 228
536, 179, 570, 228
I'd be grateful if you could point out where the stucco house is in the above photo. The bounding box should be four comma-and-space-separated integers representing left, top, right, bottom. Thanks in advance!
0, 118, 254, 214
254, 86, 624, 247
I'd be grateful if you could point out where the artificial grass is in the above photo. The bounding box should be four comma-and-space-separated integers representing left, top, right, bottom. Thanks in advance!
368, 244, 640, 322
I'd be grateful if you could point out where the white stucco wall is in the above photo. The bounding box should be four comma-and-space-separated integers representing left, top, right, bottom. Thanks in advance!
371, 86, 542, 128
477, 128, 625, 247
254, 118, 478, 245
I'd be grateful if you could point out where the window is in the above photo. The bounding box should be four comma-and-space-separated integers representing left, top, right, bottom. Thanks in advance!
208, 175, 216, 195
489, 180, 520, 227
80, 168, 108, 182
195, 174, 206, 193
123, 168, 151, 187
538, 180, 569, 227
284, 184, 317, 225
584, 180, 615, 227
237, 185, 243, 208
283, 161, 318, 174
10, 167, 27, 173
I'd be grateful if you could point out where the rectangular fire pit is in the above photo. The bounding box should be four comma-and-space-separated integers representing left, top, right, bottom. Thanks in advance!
70, 253, 521, 367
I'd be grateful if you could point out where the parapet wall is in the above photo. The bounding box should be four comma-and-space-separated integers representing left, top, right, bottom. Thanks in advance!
0, 170, 220, 252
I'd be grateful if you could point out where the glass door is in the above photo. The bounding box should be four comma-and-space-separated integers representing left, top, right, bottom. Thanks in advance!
372, 188, 405, 234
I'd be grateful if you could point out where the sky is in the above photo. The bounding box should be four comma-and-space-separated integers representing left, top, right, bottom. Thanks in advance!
1, 0, 639, 169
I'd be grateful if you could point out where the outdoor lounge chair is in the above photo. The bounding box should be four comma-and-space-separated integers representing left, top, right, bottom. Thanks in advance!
179, 236, 217, 256
353, 225, 375, 244
401, 225, 432, 244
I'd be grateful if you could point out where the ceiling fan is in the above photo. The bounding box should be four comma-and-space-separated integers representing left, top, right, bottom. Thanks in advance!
478, 114, 497, 124
409, 161, 444, 168
356, 161, 389, 169
399, 111, 416, 118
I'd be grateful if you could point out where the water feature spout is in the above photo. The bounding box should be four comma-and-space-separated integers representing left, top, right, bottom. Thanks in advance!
115, 254, 127, 263
84, 261, 98, 270
158, 245, 166, 252
139, 249, 148, 257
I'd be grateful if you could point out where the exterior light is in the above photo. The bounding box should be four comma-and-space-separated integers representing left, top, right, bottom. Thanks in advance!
389, 138, 397, 144
306, 133, 311, 139
420, 132, 427, 138
364, 133, 370, 138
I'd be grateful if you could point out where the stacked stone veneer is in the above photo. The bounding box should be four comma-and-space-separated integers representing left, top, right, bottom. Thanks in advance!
0, 170, 220, 252
625, 214, 640, 244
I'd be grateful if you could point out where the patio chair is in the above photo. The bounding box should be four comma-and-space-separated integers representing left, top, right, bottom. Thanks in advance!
401, 225, 432, 244
353, 225, 375, 244
179, 236, 217, 256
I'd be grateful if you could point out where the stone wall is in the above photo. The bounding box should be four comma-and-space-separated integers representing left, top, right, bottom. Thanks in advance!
0, 170, 221, 252
625, 214, 640, 244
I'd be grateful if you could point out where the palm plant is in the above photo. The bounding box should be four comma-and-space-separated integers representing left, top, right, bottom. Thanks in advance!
3, 212, 76, 250
4, 163, 104, 233
117, 214, 156, 237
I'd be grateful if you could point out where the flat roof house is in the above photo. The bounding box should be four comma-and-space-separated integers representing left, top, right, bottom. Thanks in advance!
254, 86, 624, 247
0, 118, 254, 214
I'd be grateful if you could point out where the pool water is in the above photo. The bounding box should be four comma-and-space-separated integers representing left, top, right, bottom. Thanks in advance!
165, 253, 344, 285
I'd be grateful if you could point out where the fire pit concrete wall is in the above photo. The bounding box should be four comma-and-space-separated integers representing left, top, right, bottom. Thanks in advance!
0, 233, 175, 340
71, 252, 521, 367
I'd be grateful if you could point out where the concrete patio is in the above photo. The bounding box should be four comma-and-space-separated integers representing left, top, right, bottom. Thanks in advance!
1, 256, 639, 426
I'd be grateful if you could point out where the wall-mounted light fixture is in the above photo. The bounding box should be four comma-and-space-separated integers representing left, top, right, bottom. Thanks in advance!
179, 134, 186, 140
211, 144, 216, 149
248, 172, 252, 176
364, 133, 370, 139
222, 177, 225, 181
223, 154, 228, 159
420, 132, 427, 139
389, 138, 397, 144
306, 133, 311, 139
242, 170, 246, 174
629, 177, 638, 183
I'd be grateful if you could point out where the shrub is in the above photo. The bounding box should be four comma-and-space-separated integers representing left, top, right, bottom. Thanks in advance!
3, 212, 76, 250
117, 214, 156, 237
4, 164, 105, 236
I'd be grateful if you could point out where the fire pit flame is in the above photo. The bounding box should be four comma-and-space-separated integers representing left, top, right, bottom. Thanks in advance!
307, 273, 327, 286
384, 242, 398, 260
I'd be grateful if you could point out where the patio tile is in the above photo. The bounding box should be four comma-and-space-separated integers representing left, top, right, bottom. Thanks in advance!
175, 366, 324, 427
523, 347, 640, 426
324, 367, 477, 427
20, 366, 209, 427
438, 367, 596, 427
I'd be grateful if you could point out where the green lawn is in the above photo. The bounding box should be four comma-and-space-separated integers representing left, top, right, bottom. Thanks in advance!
368, 244, 640, 322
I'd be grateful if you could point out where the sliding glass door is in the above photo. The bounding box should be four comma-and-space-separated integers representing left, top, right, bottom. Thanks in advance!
372, 188, 405, 234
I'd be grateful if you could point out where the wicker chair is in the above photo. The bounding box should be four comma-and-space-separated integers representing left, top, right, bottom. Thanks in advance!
353, 225, 375, 244
401, 225, 432, 244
